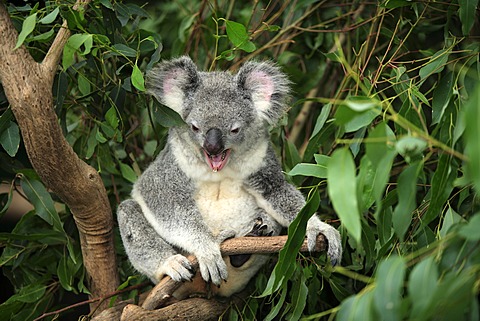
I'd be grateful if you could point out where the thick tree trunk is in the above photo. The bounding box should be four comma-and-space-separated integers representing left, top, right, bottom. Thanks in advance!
0, 2, 118, 312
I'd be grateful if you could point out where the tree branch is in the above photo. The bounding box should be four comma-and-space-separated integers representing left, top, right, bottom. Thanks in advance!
42, 0, 91, 80
0, 1, 118, 313
141, 234, 326, 310
90, 234, 326, 321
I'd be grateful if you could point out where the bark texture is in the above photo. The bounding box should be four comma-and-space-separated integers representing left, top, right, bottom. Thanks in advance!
0, 1, 118, 311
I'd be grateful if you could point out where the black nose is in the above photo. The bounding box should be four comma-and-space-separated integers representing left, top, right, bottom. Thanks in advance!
203, 128, 224, 155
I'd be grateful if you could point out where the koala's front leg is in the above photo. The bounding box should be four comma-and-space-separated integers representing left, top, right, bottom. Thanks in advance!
246, 150, 343, 265
117, 200, 194, 283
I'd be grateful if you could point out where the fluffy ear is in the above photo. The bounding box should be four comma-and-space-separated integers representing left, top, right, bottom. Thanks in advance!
235, 61, 291, 125
146, 56, 200, 115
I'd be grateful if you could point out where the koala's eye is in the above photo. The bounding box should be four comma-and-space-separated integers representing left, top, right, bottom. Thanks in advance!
191, 123, 200, 133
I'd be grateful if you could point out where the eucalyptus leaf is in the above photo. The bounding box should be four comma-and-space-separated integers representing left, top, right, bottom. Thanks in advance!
464, 84, 480, 195
14, 13, 37, 49
408, 257, 438, 318
287, 163, 327, 178
0, 122, 20, 157
458, 0, 479, 35
131, 64, 145, 91
373, 256, 406, 321
419, 49, 449, 81
327, 148, 361, 243
392, 161, 422, 241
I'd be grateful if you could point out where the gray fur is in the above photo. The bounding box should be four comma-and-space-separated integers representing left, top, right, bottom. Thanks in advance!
117, 56, 342, 297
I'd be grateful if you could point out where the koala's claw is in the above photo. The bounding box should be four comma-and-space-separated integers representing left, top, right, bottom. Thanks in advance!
157, 254, 194, 282
196, 249, 228, 286
246, 217, 273, 237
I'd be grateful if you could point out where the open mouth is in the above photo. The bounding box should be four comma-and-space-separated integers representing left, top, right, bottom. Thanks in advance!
202, 149, 231, 172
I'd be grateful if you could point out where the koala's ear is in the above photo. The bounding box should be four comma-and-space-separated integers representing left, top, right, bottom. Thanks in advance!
146, 56, 200, 115
235, 61, 291, 125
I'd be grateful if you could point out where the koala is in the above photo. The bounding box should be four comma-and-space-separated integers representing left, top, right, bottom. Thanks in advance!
117, 56, 342, 298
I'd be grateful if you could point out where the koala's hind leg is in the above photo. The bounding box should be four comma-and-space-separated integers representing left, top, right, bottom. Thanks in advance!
117, 199, 193, 284
229, 217, 273, 268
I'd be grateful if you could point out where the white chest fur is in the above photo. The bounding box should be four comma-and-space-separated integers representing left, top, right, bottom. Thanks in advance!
194, 179, 262, 237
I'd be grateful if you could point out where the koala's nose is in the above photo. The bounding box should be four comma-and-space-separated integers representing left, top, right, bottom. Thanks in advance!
203, 128, 224, 155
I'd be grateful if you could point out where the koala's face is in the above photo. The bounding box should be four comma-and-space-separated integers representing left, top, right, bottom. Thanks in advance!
147, 56, 290, 173
183, 73, 261, 172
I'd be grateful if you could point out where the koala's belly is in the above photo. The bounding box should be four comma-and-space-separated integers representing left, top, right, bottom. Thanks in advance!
194, 179, 262, 237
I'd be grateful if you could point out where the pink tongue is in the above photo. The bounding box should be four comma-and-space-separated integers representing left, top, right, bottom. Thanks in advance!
210, 154, 224, 170
203, 149, 230, 172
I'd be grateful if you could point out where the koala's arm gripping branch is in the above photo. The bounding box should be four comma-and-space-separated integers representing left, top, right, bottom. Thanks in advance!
140, 234, 326, 311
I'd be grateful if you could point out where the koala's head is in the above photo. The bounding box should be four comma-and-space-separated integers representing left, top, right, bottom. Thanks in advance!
146, 56, 290, 172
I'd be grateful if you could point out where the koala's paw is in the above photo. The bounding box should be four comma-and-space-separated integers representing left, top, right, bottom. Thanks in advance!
246, 217, 273, 237
306, 217, 342, 266
156, 254, 194, 282
196, 247, 228, 286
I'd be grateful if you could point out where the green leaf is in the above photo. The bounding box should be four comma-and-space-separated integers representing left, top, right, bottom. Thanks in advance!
366, 122, 396, 168
57, 255, 74, 291
458, 213, 480, 241
225, 20, 256, 52
327, 148, 361, 243
105, 107, 119, 130
264, 284, 287, 321
432, 72, 454, 125
419, 49, 450, 81
5, 284, 46, 304
410, 84, 430, 106
96, 127, 108, 143
395, 136, 427, 161
77, 73, 91, 96
287, 163, 327, 178
112, 43, 137, 57
0, 108, 14, 134
15, 13, 37, 49
345, 96, 381, 112
458, 0, 479, 35
373, 256, 406, 321
311, 103, 332, 137
408, 257, 438, 318
0, 189, 13, 218
337, 290, 376, 321
344, 109, 380, 133
39, 7, 59, 24
261, 191, 320, 296
178, 15, 196, 43
0, 121, 20, 157
29, 28, 55, 42
120, 163, 137, 183
392, 161, 422, 241
85, 126, 98, 159
62, 34, 93, 69
288, 271, 308, 321
20, 176, 62, 230
131, 64, 145, 91
464, 84, 480, 195
152, 100, 185, 127
439, 207, 464, 238
422, 154, 456, 226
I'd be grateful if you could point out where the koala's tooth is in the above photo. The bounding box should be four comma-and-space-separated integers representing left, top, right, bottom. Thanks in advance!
212, 168, 218, 173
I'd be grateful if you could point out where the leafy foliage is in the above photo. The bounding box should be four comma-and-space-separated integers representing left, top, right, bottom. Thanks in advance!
0, 0, 479, 320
